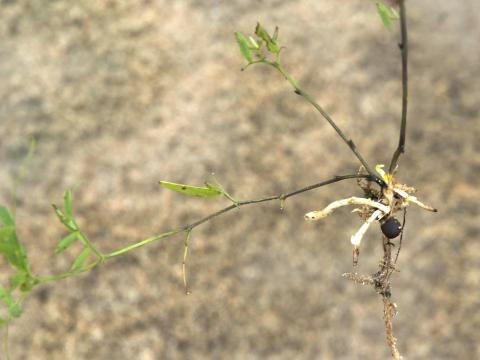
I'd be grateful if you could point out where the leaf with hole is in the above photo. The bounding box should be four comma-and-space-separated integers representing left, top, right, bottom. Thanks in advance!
159, 181, 223, 197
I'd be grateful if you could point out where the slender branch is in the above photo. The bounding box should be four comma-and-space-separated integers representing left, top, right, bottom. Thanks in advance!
105, 174, 371, 258
266, 61, 384, 185
183, 174, 371, 231
34, 174, 370, 284
389, 0, 408, 173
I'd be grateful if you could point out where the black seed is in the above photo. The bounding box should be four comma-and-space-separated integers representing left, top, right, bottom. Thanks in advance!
381, 217, 402, 239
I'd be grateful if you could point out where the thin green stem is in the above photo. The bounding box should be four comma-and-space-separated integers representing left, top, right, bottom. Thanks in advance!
104, 230, 182, 259
35, 258, 102, 285
265, 61, 382, 184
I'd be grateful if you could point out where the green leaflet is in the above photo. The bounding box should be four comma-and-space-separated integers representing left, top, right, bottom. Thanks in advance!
159, 181, 223, 197
0, 224, 30, 273
70, 247, 91, 271
235, 32, 253, 63
55, 232, 79, 254
376, 2, 399, 29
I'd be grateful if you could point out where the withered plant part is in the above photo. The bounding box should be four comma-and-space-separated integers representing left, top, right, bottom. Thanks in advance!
0, 2, 437, 359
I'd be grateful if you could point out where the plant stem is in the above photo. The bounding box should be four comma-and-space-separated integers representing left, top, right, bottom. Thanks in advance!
106, 174, 370, 257
389, 0, 408, 173
35, 174, 370, 285
77, 231, 104, 261
104, 230, 182, 258
35, 258, 102, 284
267, 61, 383, 184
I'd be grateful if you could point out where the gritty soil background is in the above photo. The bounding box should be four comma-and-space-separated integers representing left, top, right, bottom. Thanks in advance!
0, 1, 479, 359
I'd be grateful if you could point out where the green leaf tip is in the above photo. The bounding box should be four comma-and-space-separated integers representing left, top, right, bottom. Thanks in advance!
235, 32, 253, 63
159, 181, 223, 198
376, 2, 399, 29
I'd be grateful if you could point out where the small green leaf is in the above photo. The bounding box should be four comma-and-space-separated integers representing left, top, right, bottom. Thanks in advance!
235, 32, 253, 63
255, 23, 280, 54
0, 206, 15, 227
376, 2, 398, 29
159, 181, 223, 197
70, 247, 91, 271
52, 204, 78, 231
55, 232, 78, 254
63, 190, 74, 218
0, 226, 29, 272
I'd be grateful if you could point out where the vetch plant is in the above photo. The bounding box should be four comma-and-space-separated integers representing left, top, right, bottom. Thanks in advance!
0, 1, 436, 359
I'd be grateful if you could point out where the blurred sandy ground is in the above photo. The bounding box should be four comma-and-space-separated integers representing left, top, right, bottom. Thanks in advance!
0, 0, 479, 359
